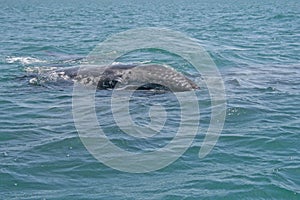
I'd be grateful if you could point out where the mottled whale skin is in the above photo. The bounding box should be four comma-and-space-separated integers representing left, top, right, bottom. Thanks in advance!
54, 64, 199, 92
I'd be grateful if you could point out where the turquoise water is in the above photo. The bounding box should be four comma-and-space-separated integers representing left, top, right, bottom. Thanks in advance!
1, 0, 299, 199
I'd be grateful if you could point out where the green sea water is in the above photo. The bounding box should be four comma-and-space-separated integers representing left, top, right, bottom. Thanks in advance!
0, 0, 299, 199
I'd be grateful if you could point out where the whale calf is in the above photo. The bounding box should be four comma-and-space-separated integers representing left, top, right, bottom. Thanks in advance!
52, 64, 199, 92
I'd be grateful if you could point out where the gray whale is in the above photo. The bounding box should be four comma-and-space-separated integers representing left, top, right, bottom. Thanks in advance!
53, 64, 199, 92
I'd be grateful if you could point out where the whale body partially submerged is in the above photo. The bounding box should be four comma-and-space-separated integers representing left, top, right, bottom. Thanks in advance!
52, 64, 199, 92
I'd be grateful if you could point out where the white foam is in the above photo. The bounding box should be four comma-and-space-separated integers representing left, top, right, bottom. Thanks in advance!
6, 56, 46, 65
29, 77, 38, 84
111, 61, 125, 65
24, 66, 58, 73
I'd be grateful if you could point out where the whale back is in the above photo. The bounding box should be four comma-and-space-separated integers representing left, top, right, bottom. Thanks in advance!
55, 64, 199, 92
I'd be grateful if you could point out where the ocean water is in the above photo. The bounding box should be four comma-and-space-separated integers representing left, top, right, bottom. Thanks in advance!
1, 0, 299, 199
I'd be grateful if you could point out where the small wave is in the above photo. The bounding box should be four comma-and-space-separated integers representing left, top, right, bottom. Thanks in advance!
6, 56, 46, 65
254, 86, 278, 93
269, 13, 296, 20
226, 78, 241, 86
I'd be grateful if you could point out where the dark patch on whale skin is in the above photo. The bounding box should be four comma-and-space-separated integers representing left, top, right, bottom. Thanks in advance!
55, 64, 199, 92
